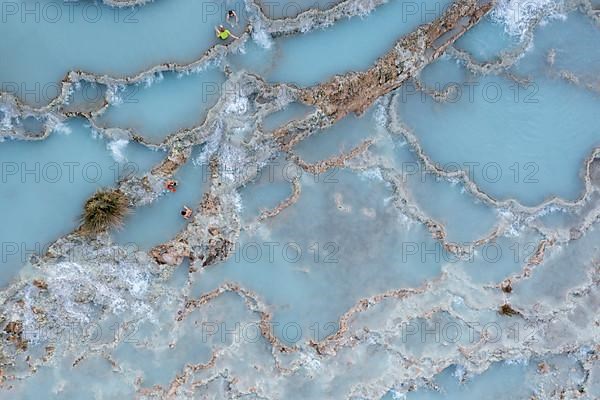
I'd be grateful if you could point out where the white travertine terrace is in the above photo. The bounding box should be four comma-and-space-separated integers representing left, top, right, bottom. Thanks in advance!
1, 0, 599, 398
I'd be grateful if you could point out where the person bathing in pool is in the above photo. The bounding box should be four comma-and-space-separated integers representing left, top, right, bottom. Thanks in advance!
181, 205, 193, 220
215, 25, 239, 40
227, 10, 238, 26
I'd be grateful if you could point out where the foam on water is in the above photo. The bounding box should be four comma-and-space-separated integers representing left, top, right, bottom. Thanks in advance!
107, 138, 130, 163
491, 0, 565, 38
98, 68, 226, 143
0, 119, 163, 286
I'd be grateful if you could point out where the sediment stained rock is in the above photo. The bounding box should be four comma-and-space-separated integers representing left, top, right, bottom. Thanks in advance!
258, 177, 302, 221
289, 139, 373, 175
298, 0, 494, 121
8, 1, 600, 397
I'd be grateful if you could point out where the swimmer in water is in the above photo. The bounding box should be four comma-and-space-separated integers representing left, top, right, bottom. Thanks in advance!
215, 25, 239, 40
165, 180, 177, 192
181, 205, 193, 219
226, 10, 238, 26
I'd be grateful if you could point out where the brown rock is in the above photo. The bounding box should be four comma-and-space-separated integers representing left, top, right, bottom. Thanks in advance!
32, 279, 48, 290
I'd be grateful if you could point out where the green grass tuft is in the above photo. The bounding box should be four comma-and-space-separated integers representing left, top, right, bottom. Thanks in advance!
80, 189, 129, 235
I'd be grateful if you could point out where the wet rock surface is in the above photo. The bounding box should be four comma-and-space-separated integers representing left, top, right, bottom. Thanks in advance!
1, 0, 600, 398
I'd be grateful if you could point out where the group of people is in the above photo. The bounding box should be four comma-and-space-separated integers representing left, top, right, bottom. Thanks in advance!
215, 9, 239, 40
169, 10, 240, 218
165, 180, 193, 220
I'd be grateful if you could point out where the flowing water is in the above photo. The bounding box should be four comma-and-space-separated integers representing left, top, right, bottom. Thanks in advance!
1, 0, 599, 398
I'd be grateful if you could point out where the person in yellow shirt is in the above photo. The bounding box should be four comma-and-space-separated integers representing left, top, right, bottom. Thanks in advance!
215, 25, 239, 40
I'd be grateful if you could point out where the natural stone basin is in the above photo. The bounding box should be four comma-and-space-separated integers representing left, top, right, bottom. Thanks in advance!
397, 56, 600, 206
230, 0, 454, 86
97, 68, 226, 143
0, 118, 163, 286
0, 0, 247, 106
1, 0, 599, 398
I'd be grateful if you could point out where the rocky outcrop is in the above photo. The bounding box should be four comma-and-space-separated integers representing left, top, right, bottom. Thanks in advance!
300, 0, 494, 121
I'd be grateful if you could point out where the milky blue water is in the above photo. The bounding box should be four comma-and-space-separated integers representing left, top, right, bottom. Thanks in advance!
62, 81, 108, 113
398, 56, 600, 206
113, 147, 208, 250
2, 1, 599, 398
393, 362, 529, 399
516, 11, 600, 79
261, 102, 314, 132
0, 0, 247, 105
0, 119, 163, 286
232, 0, 454, 86
194, 169, 445, 344
293, 104, 379, 161
98, 69, 226, 143
258, 0, 340, 18
238, 154, 297, 222
454, 15, 520, 61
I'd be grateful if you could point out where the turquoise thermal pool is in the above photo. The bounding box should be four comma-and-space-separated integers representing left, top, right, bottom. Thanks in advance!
1, 0, 599, 399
